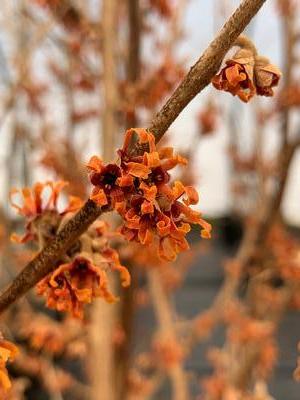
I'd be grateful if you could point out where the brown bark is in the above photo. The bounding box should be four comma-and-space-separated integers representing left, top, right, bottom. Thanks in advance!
101, 0, 118, 163
116, 1, 141, 399
89, 2, 118, 400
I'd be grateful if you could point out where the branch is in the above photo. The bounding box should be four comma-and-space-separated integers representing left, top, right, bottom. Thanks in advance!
148, 269, 189, 400
117, 1, 141, 399
0, 0, 267, 314
89, 2, 119, 400
148, 0, 267, 143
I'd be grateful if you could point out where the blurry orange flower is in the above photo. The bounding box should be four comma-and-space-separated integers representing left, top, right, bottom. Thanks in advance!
71, 109, 99, 124
201, 375, 227, 399
10, 181, 82, 244
19, 315, 65, 355
227, 318, 274, 344
278, 85, 300, 109
149, 0, 173, 18
256, 340, 278, 379
276, 0, 296, 16
152, 337, 184, 369
128, 369, 153, 397
10, 181, 67, 219
197, 101, 218, 135
194, 311, 216, 340
0, 337, 18, 391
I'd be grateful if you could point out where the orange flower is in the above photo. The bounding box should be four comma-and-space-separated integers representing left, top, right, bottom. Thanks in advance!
19, 315, 65, 355
152, 336, 184, 369
227, 318, 274, 344
37, 251, 128, 318
197, 101, 218, 135
88, 128, 212, 262
0, 337, 18, 391
194, 311, 216, 340
212, 44, 281, 102
256, 340, 278, 379
212, 48, 256, 102
277, 0, 296, 16
254, 56, 282, 97
10, 181, 70, 217
149, 0, 173, 18
10, 181, 82, 244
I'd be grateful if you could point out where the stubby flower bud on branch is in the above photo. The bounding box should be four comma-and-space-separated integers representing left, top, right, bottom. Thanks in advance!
212, 36, 281, 102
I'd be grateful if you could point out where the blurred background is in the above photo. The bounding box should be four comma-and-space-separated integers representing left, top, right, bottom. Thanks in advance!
0, 0, 299, 399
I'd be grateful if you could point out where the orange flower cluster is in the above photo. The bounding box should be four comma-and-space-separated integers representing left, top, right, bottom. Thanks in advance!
277, 0, 297, 16
120, 57, 184, 121
212, 46, 281, 102
32, 0, 83, 32
194, 311, 217, 340
11, 181, 130, 318
127, 369, 153, 398
268, 225, 300, 285
88, 128, 211, 261
197, 101, 218, 136
227, 317, 274, 345
0, 337, 18, 391
278, 85, 300, 109
37, 221, 130, 318
152, 336, 184, 369
148, 0, 173, 18
10, 181, 82, 244
19, 314, 66, 355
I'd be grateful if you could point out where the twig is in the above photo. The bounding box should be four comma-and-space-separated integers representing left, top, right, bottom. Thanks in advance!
117, 1, 141, 398
148, 269, 189, 400
0, 0, 267, 314
89, 2, 119, 400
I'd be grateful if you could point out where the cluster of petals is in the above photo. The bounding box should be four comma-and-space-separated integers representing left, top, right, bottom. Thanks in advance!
87, 128, 211, 261
149, 0, 173, 18
152, 336, 184, 369
10, 181, 130, 318
19, 314, 66, 355
10, 181, 82, 244
37, 222, 130, 319
267, 225, 300, 283
197, 101, 218, 135
212, 47, 281, 103
0, 337, 18, 391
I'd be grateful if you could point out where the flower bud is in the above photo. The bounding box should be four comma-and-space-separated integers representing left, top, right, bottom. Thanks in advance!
254, 56, 282, 97
212, 48, 256, 102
